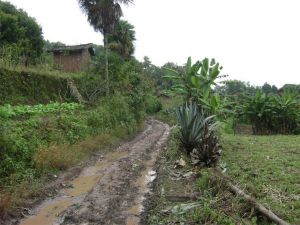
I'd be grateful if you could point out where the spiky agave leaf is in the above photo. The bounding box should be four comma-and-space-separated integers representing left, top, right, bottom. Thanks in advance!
176, 103, 217, 153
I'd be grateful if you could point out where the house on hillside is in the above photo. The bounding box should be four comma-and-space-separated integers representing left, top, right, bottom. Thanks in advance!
48, 43, 95, 73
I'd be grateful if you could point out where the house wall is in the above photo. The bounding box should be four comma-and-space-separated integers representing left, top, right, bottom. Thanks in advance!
53, 49, 91, 73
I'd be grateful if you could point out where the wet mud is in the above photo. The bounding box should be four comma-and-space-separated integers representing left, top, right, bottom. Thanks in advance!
18, 119, 170, 225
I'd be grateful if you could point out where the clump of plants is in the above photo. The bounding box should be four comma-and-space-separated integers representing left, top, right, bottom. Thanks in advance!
238, 90, 300, 134
165, 57, 224, 167
176, 103, 221, 167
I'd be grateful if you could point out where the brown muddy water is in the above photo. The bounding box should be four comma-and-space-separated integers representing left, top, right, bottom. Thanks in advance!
18, 120, 170, 225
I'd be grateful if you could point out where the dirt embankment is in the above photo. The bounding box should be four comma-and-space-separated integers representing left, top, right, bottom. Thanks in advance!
14, 119, 169, 225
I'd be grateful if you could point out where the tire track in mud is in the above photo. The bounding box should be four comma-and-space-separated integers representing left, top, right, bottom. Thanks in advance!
19, 119, 170, 225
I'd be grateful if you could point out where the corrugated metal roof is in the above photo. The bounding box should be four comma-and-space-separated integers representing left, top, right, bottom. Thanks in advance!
48, 43, 95, 56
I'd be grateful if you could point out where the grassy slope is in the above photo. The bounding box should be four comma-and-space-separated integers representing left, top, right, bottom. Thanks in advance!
222, 134, 300, 224
0, 67, 83, 105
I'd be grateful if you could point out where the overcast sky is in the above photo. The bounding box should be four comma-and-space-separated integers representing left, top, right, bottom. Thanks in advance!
6, 0, 300, 88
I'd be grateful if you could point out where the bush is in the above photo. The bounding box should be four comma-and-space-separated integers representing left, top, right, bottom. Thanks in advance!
145, 95, 162, 114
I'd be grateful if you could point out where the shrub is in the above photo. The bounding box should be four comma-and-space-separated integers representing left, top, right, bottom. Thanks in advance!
145, 95, 162, 114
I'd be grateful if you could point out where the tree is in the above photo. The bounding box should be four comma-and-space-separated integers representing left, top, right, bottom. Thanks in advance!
108, 20, 135, 58
280, 84, 300, 94
142, 56, 152, 71
44, 40, 66, 49
262, 82, 273, 94
77, 0, 133, 95
0, 1, 44, 65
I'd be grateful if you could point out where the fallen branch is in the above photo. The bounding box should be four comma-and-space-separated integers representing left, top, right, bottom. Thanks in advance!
212, 169, 290, 225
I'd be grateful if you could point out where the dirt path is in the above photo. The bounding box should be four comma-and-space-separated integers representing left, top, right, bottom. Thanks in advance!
18, 119, 170, 225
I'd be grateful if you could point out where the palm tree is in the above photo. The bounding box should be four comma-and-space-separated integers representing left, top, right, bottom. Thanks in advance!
77, 0, 133, 94
108, 20, 136, 58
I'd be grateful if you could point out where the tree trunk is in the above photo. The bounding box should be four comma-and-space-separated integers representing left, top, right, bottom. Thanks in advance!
104, 33, 109, 95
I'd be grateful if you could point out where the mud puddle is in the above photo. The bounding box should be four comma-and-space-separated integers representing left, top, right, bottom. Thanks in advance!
18, 119, 170, 225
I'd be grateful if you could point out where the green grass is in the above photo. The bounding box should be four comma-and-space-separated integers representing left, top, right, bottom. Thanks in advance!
154, 96, 183, 125
0, 102, 82, 119
222, 134, 300, 224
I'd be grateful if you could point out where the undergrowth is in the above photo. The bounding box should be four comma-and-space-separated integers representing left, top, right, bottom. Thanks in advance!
146, 129, 277, 225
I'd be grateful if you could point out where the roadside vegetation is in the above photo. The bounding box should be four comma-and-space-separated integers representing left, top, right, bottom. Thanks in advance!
146, 56, 300, 224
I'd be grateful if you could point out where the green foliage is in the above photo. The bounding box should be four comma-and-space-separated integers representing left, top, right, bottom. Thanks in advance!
0, 94, 141, 185
0, 102, 82, 119
0, 67, 80, 105
280, 84, 300, 94
241, 90, 300, 134
164, 57, 224, 167
0, 1, 44, 65
175, 103, 219, 153
164, 57, 223, 105
141, 57, 182, 91
108, 20, 136, 58
77, 0, 133, 35
164, 57, 228, 120
190, 124, 222, 167
78, 0, 134, 95
153, 96, 183, 126
145, 95, 162, 114
216, 80, 258, 97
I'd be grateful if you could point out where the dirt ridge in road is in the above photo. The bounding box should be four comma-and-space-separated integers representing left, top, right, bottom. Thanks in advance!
18, 119, 170, 225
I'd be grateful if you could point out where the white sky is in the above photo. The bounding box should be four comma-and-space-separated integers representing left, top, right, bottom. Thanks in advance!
5, 0, 300, 88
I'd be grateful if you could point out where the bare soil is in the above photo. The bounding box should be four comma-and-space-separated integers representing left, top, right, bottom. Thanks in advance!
14, 119, 170, 225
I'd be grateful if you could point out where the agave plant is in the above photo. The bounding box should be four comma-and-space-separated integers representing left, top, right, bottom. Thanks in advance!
190, 124, 222, 167
176, 103, 220, 154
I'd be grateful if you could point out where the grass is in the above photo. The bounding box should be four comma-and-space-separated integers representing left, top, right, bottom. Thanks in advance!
0, 63, 84, 80
154, 96, 183, 125
222, 134, 300, 224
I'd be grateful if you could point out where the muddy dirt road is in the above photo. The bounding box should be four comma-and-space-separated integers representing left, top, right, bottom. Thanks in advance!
18, 119, 169, 225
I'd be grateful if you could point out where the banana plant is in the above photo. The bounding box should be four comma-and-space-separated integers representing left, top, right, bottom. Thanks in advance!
242, 90, 274, 134
272, 92, 300, 133
163, 57, 223, 106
